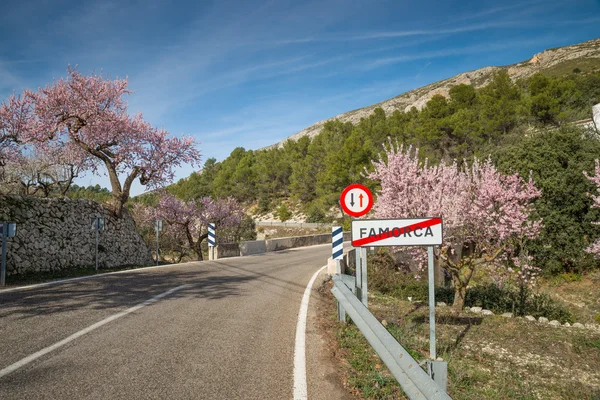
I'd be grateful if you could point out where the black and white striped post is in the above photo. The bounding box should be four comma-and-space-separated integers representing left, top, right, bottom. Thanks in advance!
208, 223, 216, 260
332, 226, 345, 322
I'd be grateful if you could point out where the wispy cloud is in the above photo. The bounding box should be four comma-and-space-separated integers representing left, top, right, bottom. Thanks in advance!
360, 36, 563, 70
450, 0, 544, 24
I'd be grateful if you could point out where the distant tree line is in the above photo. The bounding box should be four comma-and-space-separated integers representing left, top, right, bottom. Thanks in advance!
168, 70, 600, 275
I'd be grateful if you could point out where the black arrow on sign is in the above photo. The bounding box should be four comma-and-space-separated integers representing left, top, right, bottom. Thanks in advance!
350, 193, 355, 206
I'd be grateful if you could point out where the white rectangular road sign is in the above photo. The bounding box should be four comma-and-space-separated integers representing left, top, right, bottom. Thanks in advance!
351, 218, 443, 247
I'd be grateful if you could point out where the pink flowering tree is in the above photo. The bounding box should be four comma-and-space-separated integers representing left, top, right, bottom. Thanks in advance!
0, 94, 34, 167
3, 67, 201, 216
368, 144, 542, 310
584, 160, 600, 256
136, 193, 245, 261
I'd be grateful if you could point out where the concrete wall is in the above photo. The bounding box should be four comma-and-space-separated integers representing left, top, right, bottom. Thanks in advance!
265, 233, 331, 252
216, 243, 240, 258
239, 240, 268, 256
217, 231, 350, 259
0, 195, 153, 276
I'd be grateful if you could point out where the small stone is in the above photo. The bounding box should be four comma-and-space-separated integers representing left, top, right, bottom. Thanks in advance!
501, 313, 513, 318
563, 322, 571, 327
549, 320, 561, 327
436, 302, 447, 307
381, 319, 388, 327
538, 317, 549, 323
407, 297, 413, 302
585, 323, 597, 330
525, 315, 536, 321
573, 322, 585, 329
470, 307, 483, 313
481, 310, 494, 316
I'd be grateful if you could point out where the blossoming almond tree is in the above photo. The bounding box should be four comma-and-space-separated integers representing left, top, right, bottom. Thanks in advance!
368, 144, 542, 310
0, 94, 34, 167
584, 159, 600, 256
4, 67, 201, 215
136, 193, 244, 261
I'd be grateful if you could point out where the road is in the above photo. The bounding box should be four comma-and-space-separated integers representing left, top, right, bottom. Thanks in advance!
0, 244, 350, 400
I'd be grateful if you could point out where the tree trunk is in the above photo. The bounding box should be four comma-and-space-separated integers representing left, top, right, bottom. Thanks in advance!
452, 278, 468, 311
451, 263, 475, 312
105, 162, 125, 217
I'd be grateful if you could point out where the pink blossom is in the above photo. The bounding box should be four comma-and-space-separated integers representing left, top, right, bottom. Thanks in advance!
367, 143, 542, 307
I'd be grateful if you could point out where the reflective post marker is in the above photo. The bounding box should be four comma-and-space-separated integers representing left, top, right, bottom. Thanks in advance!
208, 223, 215, 260
332, 226, 345, 322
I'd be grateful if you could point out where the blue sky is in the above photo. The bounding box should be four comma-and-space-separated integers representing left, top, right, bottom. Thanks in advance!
1, 0, 599, 195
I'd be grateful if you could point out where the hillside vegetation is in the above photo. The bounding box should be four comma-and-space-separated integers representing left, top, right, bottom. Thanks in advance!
169, 66, 600, 276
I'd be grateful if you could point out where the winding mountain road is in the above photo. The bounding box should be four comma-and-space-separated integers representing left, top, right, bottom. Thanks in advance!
0, 244, 350, 400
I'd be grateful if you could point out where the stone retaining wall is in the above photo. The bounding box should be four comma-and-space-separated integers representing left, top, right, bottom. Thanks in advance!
0, 195, 153, 275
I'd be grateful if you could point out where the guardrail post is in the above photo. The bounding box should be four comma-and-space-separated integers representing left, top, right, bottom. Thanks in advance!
427, 360, 448, 392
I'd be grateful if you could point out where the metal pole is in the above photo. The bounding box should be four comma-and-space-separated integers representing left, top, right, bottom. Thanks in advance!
428, 246, 436, 360
156, 229, 160, 266
95, 226, 99, 272
361, 247, 368, 307
355, 247, 362, 300
1, 224, 6, 286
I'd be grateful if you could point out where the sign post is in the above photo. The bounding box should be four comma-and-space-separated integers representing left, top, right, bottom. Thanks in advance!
208, 223, 215, 260
91, 216, 105, 272
351, 217, 446, 389
0, 222, 16, 286
155, 220, 163, 266
340, 183, 373, 308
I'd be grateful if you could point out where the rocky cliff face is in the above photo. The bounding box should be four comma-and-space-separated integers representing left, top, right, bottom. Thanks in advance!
268, 38, 600, 148
0, 196, 153, 276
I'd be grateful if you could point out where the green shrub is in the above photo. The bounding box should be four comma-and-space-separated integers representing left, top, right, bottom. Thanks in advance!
257, 197, 271, 214
549, 272, 583, 286
277, 203, 292, 222
368, 250, 454, 302
305, 202, 327, 223
368, 254, 574, 322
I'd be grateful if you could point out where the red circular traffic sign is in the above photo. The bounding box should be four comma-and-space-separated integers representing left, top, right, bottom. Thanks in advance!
340, 184, 373, 217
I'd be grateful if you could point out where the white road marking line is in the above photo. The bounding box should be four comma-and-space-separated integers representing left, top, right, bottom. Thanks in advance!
293, 265, 327, 400
0, 284, 190, 379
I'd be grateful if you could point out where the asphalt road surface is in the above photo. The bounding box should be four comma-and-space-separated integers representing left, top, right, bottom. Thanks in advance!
0, 244, 351, 400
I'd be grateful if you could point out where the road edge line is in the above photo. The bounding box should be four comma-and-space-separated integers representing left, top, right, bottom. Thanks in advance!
293, 264, 328, 400
0, 284, 190, 379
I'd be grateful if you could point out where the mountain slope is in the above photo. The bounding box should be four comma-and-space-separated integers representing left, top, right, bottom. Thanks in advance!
267, 38, 600, 148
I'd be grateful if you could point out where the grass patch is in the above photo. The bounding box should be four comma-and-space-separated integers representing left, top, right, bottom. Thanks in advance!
320, 278, 600, 399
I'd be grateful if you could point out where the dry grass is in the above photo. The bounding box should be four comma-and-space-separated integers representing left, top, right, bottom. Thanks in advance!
318, 277, 600, 400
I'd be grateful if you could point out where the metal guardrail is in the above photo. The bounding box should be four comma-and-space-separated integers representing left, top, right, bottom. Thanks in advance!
254, 221, 333, 228
331, 274, 452, 400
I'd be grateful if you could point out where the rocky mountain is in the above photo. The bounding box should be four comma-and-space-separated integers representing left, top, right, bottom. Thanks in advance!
266, 37, 600, 149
